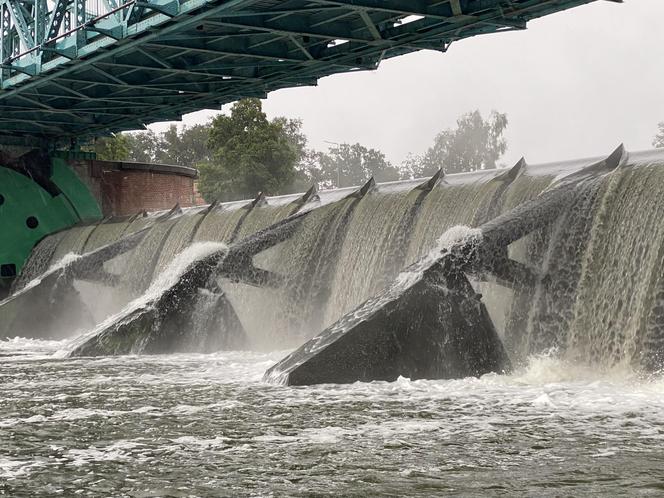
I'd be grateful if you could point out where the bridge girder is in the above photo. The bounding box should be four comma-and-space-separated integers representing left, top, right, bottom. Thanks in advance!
0, 0, 606, 144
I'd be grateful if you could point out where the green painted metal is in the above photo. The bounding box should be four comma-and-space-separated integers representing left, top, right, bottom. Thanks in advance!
0, 0, 610, 145
50, 157, 103, 222
0, 158, 102, 282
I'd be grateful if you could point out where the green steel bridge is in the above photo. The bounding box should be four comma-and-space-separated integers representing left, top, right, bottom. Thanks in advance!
0, 0, 618, 146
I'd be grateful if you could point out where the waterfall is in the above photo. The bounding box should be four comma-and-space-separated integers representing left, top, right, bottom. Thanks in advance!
322, 190, 421, 325
502, 177, 604, 357
12, 148, 664, 371
82, 221, 132, 252
192, 205, 248, 243
49, 226, 97, 263
404, 180, 501, 265
566, 163, 664, 368
11, 231, 66, 292
231, 203, 298, 241
152, 211, 207, 276
120, 217, 181, 294
223, 198, 359, 348
497, 152, 664, 370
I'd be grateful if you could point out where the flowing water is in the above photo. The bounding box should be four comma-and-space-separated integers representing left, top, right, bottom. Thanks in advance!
3, 150, 664, 495
1, 339, 663, 497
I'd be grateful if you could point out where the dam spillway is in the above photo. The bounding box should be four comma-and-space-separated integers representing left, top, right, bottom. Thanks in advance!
2, 146, 664, 495
2, 146, 664, 378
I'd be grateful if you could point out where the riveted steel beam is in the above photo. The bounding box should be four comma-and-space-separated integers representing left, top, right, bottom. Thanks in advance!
4, 0, 35, 50
44, 0, 72, 42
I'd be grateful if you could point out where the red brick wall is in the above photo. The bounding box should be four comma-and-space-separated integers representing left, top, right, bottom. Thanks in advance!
66, 159, 199, 217
193, 181, 208, 206
101, 170, 196, 216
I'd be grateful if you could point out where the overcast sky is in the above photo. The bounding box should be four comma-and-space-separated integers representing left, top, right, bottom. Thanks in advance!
154, 0, 664, 168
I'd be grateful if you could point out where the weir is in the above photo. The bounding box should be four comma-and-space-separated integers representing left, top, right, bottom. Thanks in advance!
2, 146, 664, 383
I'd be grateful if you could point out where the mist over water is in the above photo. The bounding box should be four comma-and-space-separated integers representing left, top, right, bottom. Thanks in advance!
3, 151, 664, 494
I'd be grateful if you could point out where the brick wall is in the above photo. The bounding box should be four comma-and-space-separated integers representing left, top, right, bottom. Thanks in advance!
101, 170, 197, 216
193, 180, 208, 206
67, 159, 199, 217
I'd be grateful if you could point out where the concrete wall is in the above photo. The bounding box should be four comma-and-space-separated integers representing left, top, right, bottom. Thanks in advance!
68, 159, 201, 217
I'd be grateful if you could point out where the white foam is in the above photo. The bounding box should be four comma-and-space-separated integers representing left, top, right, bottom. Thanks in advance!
0, 458, 40, 479
65, 440, 147, 467
0, 336, 67, 360
169, 436, 230, 449
4, 252, 82, 299
57, 242, 227, 357
394, 225, 482, 289
0, 408, 127, 428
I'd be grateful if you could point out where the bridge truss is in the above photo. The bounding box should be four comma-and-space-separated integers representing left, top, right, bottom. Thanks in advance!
0, 0, 610, 144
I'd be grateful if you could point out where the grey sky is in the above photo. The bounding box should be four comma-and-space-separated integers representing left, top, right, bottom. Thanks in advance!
154, 0, 664, 168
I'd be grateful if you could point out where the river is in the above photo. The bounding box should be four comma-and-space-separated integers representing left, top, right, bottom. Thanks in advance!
2, 338, 663, 497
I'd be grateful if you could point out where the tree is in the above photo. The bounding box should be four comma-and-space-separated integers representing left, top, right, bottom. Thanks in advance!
154, 124, 212, 166
89, 131, 161, 162
89, 102, 411, 196
124, 130, 164, 163
270, 116, 320, 193
399, 153, 424, 181
119, 125, 213, 165
654, 122, 664, 148
273, 117, 307, 160
413, 110, 508, 177
317, 143, 400, 188
198, 99, 298, 201
93, 134, 131, 161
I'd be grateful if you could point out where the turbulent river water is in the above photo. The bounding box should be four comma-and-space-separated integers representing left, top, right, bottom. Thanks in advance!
2, 338, 663, 497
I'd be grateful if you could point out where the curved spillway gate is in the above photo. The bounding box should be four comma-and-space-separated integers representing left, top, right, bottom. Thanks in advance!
2, 144, 664, 384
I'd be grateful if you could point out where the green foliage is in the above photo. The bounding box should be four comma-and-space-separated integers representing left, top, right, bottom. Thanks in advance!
398, 153, 424, 181
274, 118, 322, 194
273, 116, 307, 159
156, 124, 212, 165
124, 125, 212, 165
91, 125, 212, 165
93, 134, 131, 161
654, 122, 664, 148
315, 143, 400, 188
410, 110, 508, 177
198, 99, 298, 201
123, 131, 161, 163
89, 103, 511, 199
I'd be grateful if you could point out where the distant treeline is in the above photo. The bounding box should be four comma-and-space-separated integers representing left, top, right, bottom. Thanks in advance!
94, 99, 509, 202
655, 123, 664, 149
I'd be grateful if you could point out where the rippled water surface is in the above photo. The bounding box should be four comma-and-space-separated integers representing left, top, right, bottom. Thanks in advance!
1, 338, 664, 497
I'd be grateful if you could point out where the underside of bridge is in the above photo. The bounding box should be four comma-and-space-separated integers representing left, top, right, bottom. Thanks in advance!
0, 0, 608, 146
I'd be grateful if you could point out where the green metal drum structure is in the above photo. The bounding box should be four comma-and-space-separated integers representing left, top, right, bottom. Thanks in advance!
0, 154, 101, 293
